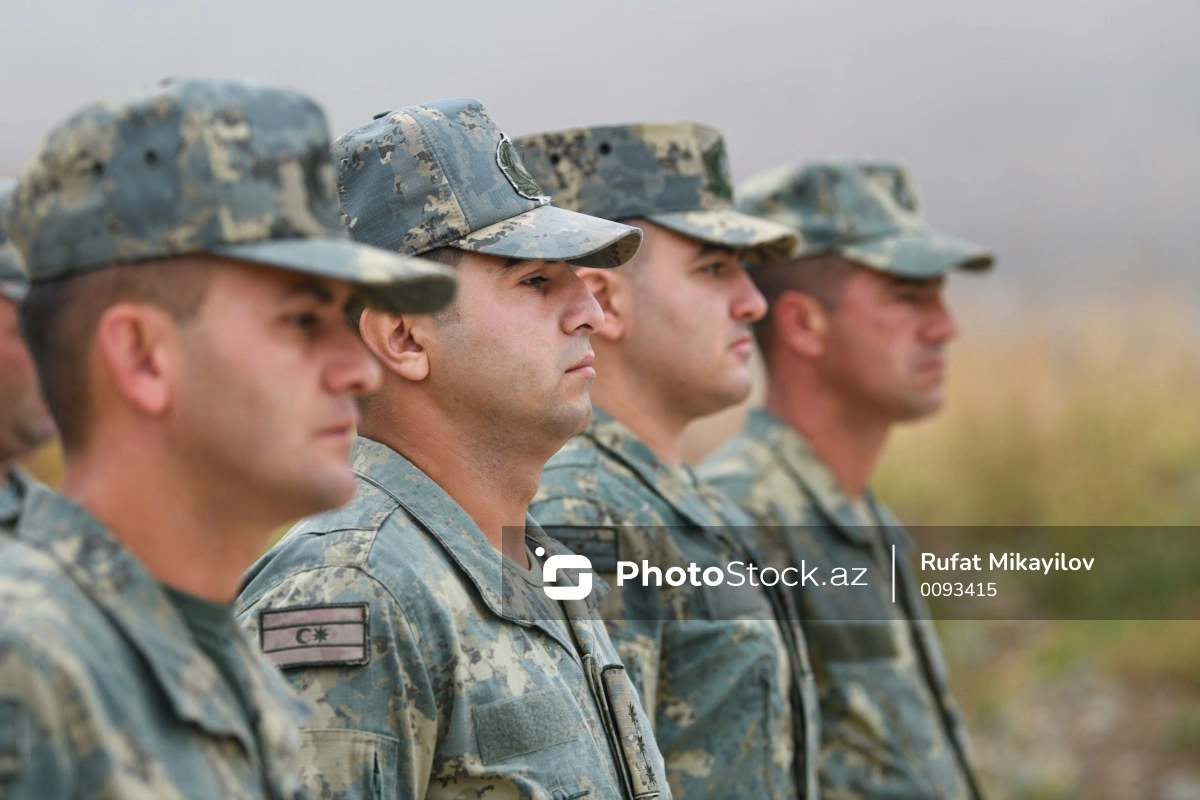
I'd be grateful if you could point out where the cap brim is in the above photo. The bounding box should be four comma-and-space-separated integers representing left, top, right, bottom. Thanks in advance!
213, 237, 457, 315
644, 209, 798, 266
0, 280, 26, 302
840, 228, 994, 278
450, 204, 642, 268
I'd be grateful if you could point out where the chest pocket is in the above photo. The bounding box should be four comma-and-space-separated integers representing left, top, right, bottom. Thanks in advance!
473, 689, 580, 764
297, 730, 398, 800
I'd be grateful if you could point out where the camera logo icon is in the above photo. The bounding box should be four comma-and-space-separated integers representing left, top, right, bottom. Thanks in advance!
536, 547, 593, 601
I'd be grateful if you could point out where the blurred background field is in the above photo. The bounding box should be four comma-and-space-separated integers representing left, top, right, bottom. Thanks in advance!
683, 294, 1200, 800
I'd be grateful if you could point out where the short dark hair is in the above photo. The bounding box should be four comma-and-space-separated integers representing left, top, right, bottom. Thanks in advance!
752, 254, 859, 360
345, 246, 465, 331
19, 258, 213, 451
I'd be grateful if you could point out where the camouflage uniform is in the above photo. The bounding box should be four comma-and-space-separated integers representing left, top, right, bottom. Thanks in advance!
0, 181, 34, 538
0, 79, 455, 798
518, 124, 820, 799
702, 161, 991, 800
0, 483, 311, 797
239, 438, 666, 799
237, 99, 662, 800
0, 468, 32, 538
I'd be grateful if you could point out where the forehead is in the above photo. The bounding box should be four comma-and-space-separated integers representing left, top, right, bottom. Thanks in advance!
211, 258, 354, 303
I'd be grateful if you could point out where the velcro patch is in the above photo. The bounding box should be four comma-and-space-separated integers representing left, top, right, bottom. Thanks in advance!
811, 621, 899, 662
541, 527, 620, 572
473, 689, 578, 764
259, 603, 370, 669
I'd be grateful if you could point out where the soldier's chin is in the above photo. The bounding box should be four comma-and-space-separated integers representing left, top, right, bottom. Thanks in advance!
290, 467, 359, 517
896, 391, 945, 423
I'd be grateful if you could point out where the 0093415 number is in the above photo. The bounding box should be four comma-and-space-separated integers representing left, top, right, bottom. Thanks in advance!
920, 582, 997, 597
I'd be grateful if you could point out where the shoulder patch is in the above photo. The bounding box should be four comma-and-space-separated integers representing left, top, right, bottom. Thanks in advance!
542, 526, 620, 573
259, 603, 370, 669
0, 693, 28, 779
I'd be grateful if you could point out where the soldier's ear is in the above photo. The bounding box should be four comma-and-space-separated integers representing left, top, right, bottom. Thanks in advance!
774, 290, 828, 360
579, 268, 627, 343
93, 302, 179, 419
358, 308, 430, 382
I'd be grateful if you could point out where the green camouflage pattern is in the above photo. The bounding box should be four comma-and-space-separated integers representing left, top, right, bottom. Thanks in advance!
736, 161, 994, 276
532, 408, 821, 799
0, 182, 27, 302
4, 78, 455, 315
236, 436, 668, 800
332, 98, 641, 268
515, 123, 797, 264
701, 408, 984, 799
0, 482, 310, 798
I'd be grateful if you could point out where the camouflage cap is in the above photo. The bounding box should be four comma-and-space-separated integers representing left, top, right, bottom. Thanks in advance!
333, 98, 640, 268
736, 160, 994, 277
515, 122, 797, 265
5, 79, 456, 315
0, 181, 28, 302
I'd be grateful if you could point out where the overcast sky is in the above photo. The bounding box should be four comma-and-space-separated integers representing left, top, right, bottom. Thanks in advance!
2, 0, 1197, 307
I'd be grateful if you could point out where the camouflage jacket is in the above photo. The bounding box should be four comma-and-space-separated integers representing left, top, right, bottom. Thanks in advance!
0, 467, 33, 536
236, 436, 668, 800
701, 408, 983, 800
532, 409, 820, 800
0, 482, 310, 799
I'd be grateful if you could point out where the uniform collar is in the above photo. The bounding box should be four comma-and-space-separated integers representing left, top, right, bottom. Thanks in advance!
14, 483, 306, 783
350, 437, 608, 631
746, 408, 912, 551
585, 407, 740, 531
0, 466, 33, 528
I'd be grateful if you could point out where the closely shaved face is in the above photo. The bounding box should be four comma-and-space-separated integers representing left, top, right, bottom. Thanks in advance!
615, 221, 767, 420
0, 296, 54, 464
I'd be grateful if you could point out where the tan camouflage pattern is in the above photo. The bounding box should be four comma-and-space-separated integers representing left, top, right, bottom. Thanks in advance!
701, 408, 984, 799
515, 123, 797, 264
532, 408, 821, 799
236, 437, 669, 800
735, 161, 994, 277
0, 182, 27, 302
0, 482, 310, 798
4, 78, 455, 315
332, 98, 641, 268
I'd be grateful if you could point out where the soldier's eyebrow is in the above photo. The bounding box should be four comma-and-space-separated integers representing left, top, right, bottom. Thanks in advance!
278, 279, 336, 304
888, 275, 943, 290
688, 243, 734, 263
503, 257, 526, 270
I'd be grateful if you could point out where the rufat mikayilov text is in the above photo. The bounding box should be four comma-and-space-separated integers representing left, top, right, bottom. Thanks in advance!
922, 553, 1096, 575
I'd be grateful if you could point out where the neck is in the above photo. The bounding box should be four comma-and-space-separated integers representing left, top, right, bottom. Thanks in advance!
588, 353, 689, 468
764, 373, 890, 499
60, 432, 283, 604
360, 407, 544, 564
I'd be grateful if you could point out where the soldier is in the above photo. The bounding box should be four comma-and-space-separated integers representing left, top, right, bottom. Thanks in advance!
518, 123, 821, 799
700, 160, 992, 799
0, 182, 55, 533
0, 79, 455, 798
235, 98, 668, 800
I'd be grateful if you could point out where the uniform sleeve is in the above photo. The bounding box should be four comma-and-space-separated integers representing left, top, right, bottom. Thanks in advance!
236, 566, 438, 800
0, 629, 93, 796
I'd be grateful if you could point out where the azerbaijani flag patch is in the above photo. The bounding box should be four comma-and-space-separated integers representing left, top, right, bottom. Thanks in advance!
259, 603, 370, 669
